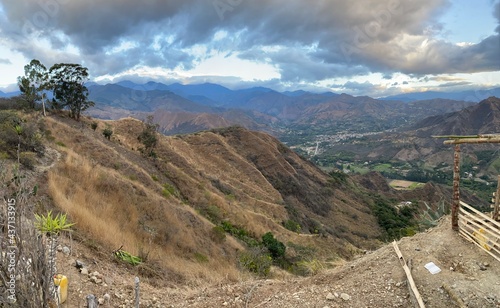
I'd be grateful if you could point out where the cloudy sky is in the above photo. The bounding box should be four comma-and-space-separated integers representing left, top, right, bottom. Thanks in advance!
0, 0, 499, 97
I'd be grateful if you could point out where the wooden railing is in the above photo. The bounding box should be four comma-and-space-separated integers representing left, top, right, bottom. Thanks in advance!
458, 201, 500, 263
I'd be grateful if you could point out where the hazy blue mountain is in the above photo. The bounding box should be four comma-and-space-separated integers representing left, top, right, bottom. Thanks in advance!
382, 87, 500, 102
0, 90, 20, 97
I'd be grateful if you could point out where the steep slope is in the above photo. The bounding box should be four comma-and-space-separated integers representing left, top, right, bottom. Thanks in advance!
36, 114, 389, 289
412, 96, 500, 137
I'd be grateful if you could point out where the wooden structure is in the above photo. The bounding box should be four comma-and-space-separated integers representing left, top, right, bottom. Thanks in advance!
435, 134, 500, 262
458, 201, 500, 262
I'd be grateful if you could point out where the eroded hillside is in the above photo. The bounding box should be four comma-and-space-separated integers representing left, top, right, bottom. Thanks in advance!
36, 113, 386, 285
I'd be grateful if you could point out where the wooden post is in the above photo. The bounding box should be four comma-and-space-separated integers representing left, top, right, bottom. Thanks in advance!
135, 276, 140, 308
392, 241, 426, 308
452, 144, 460, 231
493, 175, 500, 221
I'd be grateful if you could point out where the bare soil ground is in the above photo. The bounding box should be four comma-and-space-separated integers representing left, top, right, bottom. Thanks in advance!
56, 215, 500, 308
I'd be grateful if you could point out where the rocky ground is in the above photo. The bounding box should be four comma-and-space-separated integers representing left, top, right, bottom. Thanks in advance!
56, 215, 500, 308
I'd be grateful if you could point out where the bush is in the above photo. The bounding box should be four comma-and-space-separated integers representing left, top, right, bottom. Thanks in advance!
262, 232, 286, 260
102, 126, 113, 140
161, 183, 177, 198
290, 259, 324, 276
238, 248, 272, 277
90, 121, 98, 131
283, 219, 301, 233
19, 151, 37, 170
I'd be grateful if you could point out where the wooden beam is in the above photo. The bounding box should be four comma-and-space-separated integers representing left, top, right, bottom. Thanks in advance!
494, 175, 500, 221
392, 241, 426, 308
452, 144, 460, 231
443, 138, 500, 145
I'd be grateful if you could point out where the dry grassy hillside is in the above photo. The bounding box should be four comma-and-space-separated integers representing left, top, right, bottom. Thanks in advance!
34, 113, 387, 289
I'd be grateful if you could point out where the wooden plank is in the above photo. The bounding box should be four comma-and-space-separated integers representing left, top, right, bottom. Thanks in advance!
443, 138, 500, 145
460, 201, 500, 230
458, 223, 500, 257
458, 211, 500, 240
459, 230, 500, 263
392, 241, 426, 308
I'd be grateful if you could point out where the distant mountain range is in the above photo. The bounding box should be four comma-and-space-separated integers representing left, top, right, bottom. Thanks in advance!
84, 81, 479, 136
381, 87, 500, 102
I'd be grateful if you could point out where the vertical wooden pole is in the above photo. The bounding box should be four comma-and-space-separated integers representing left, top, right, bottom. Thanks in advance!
493, 175, 500, 221
135, 276, 140, 308
452, 144, 460, 231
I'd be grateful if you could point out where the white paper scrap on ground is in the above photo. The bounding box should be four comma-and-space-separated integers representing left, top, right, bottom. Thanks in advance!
424, 262, 441, 274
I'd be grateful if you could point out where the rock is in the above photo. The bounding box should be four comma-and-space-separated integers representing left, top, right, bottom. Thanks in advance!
57, 245, 63, 252
326, 293, 335, 300
340, 293, 351, 301
98, 298, 105, 305
89, 276, 98, 283
62, 246, 71, 255
91, 271, 101, 279
75, 260, 85, 269
80, 268, 89, 275
103, 293, 111, 302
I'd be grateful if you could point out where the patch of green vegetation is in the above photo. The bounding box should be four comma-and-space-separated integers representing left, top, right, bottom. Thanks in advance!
114, 247, 142, 266
199, 205, 223, 223
55, 141, 66, 147
151, 174, 159, 182
408, 182, 425, 190
161, 183, 177, 198
220, 221, 259, 247
238, 248, 272, 277
193, 252, 208, 263
283, 219, 301, 233
372, 197, 419, 241
373, 163, 392, 172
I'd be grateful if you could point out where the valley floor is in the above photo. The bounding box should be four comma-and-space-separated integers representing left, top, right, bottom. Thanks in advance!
57, 215, 500, 308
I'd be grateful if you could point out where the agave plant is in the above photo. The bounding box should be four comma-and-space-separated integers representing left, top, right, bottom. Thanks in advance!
35, 211, 74, 306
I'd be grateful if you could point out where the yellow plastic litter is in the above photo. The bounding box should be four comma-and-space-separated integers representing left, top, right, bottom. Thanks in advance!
472, 228, 491, 251
53, 274, 68, 304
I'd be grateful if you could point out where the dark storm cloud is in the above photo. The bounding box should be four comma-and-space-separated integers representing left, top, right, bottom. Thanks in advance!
0, 0, 498, 82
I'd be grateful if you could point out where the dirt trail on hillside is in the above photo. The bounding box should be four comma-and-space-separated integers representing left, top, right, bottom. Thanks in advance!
57, 215, 500, 307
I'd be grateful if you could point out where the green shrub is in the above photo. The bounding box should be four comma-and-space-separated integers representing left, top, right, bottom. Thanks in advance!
55, 141, 66, 147
239, 248, 272, 277
162, 183, 176, 198
102, 126, 113, 140
90, 121, 98, 131
262, 232, 286, 260
220, 221, 259, 247
200, 205, 223, 223
151, 174, 159, 181
283, 219, 301, 233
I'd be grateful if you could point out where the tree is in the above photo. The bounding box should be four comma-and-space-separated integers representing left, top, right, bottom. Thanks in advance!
17, 59, 49, 112
102, 126, 113, 140
138, 115, 159, 157
49, 63, 94, 121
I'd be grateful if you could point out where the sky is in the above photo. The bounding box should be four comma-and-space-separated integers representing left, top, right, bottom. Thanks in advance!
0, 0, 499, 97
